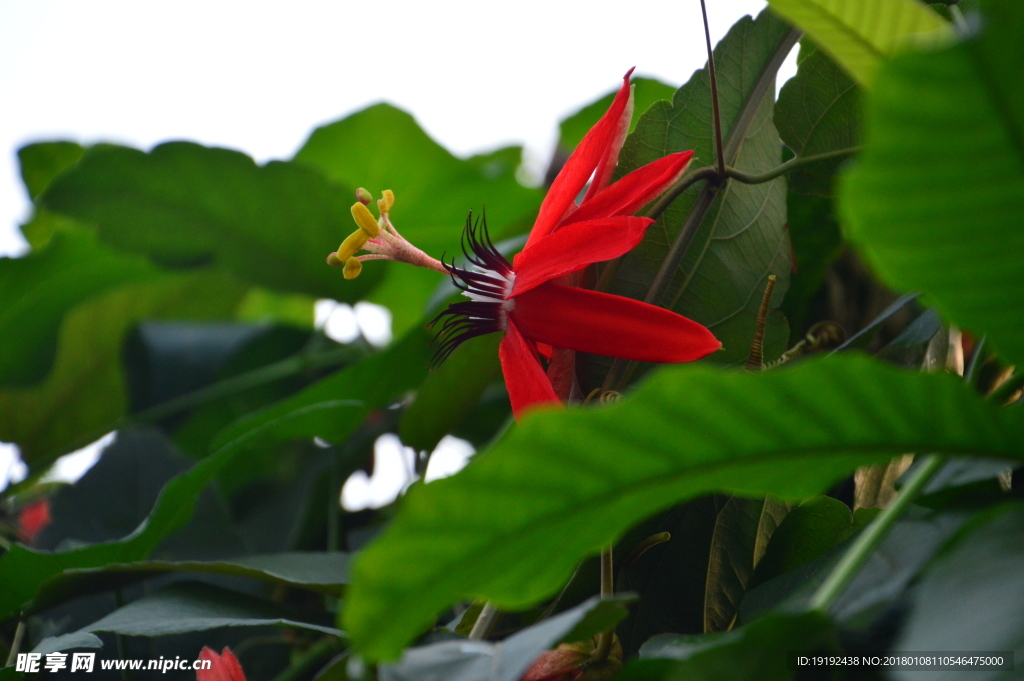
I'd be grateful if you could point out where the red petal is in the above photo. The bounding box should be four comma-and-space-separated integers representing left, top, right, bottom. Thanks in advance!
499, 320, 562, 420
526, 69, 635, 249
510, 283, 721, 362
584, 75, 635, 201
197, 648, 246, 681
512, 216, 653, 295
566, 151, 694, 227
546, 347, 576, 401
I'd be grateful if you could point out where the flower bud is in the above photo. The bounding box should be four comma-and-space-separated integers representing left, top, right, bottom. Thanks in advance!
343, 257, 363, 279
355, 187, 373, 205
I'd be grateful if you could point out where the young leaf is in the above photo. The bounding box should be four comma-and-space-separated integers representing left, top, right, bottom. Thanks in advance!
840, 0, 1024, 365
765, 0, 950, 87
39, 142, 383, 302
345, 354, 1024, 660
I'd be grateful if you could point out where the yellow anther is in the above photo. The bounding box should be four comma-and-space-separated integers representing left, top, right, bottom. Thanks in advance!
355, 187, 373, 205
343, 257, 362, 279
377, 189, 395, 214
351, 202, 380, 237
326, 252, 344, 267
337, 229, 369, 260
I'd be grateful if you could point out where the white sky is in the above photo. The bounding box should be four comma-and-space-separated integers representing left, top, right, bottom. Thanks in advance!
0, 0, 795, 496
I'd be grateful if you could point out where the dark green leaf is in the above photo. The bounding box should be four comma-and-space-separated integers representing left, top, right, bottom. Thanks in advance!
399, 333, 502, 452
637, 611, 837, 681
0, 230, 158, 386
40, 141, 381, 302
80, 582, 341, 637
840, 0, 1024, 364
0, 668, 25, 681
0, 270, 246, 470
892, 502, 1024, 678
594, 9, 795, 377
33, 553, 350, 616
345, 354, 1024, 659
765, 0, 950, 87
293, 104, 542, 334
379, 595, 634, 681
210, 326, 432, 454
774, 42, 861, 332
557, 78, 677, 152
18, 141, 85, 201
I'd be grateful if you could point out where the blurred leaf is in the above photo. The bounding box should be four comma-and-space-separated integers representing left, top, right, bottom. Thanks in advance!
840, 0, 1024, 365
0, 423, 248, 622
18, 141, 85, 201
595, 9, 795, 378
0, 668, 25, 681
399, 333, 502, 452
0, 230, 157, 386
748, 495, 865, 590
892, 502, 1024, 679
293, 104, 543, 334
557, 77, 677, 152
234, 287, 316, 328
379, 595, 634, 681
39, 141, 382, 302
775, 42, 862, 332
34, 553, 350, 616
30, 631, 104, 655
0, 270, 246, 470
635, 611, 836, 681
79, 582, 341, 637
344, 354, 1024, 659
210, 326, 431, 454
765, 0, 950, 87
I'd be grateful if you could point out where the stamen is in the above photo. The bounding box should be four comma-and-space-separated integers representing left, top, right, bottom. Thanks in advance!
337, 229, 370, 260
351, 202, 381, 237
343, 257, 362, 279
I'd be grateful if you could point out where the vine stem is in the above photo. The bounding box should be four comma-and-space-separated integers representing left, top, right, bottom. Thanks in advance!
590, 547, 615, 663
4, 620, 25, 667
699, 0, 726, 179
809, 454, 947, 612
468, 602, 500, 640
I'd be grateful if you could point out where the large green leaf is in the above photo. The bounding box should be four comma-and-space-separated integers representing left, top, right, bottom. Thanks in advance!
840, 0, 1024, 365
892, 502, 1024, 680
0, 271, 245, 469
39, 141, 382, 302
379, 595, 633, 681
344, 354, 1024, 659
594, 9, 796, 378
293, 104, 543, 334
765, 0, 950, 87
774, 42, 862, 332
80, 582, 341, 637
210, 326, 432, 454
0, 230, 157, 386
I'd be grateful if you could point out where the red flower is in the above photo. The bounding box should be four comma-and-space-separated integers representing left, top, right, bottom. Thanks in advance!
197, 647, 245, 681
327, 69, 721, 418
17, 499, 51, 544
432, 70, 720, 417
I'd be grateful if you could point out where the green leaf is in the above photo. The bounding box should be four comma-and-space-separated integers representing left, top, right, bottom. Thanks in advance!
893, 502, 1024, 676
344, 354, 1024, 659
399, 333, 502, 452
0, 668, 25, 681
765, 0, 950, 87
0, 230, 158, 386
593, 9, 796, 378
81, 582, 341, 637
210, 326, 432, 454
379, 595, 634, 681
39, 141, 382, 302
30, 631, 104, 655
293, 104, 543, 334
704, 497, 789, 633
18, 141, 85, 201
0, 270, 246, 470
774, 42, 862, 332
0, 425, 247, 622
636, 611, 837, 681
32, 553, 350, 614
557, 78, 677, 152
840, 0, 1024, 365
